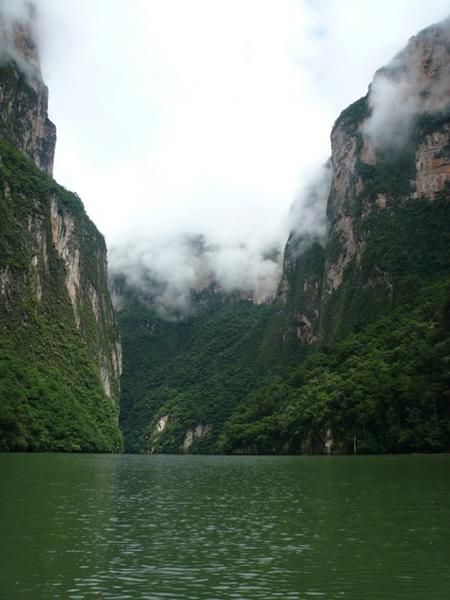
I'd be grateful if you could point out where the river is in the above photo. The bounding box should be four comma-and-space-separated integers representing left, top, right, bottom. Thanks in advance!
0, 454, 449, 599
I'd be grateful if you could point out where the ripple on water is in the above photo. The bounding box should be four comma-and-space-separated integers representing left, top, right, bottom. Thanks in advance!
0, 454, 450, 599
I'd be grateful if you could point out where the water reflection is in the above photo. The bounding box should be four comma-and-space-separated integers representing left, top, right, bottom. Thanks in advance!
0, 454, 449, 599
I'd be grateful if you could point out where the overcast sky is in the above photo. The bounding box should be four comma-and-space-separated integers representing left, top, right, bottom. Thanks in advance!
18, 1, 450, 306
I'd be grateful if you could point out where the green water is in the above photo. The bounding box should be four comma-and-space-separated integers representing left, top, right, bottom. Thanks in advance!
0, 454, 449, 599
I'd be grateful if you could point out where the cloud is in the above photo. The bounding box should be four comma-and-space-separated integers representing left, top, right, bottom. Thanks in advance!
363, 17, 450, 149
0, 0, 30, 22
287, 161, 332, 248
364, 76, 421, 149
5, 1, 450, 316
0, 0, 41, 81
109, 234, 282, 318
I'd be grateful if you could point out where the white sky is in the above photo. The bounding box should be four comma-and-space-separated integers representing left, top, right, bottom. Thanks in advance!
30, 0, 450, 299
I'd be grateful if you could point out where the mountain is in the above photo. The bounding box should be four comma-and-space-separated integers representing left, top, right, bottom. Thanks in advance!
117, 18, 450, 454
114, 272, 276, 453
280, 18, 450, 343
223, 18, 450, 454
0, 7, 122, 451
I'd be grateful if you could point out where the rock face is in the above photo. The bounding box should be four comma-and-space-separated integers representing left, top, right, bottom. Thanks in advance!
220, 18, 450, 456
279, 17, 450, 344
48, 196, 122, 401
0, 7, 122, 451
182, 424, 212, 451
415, 124, 450, 196
275, 234, 324, 345
0, 6, 56, 175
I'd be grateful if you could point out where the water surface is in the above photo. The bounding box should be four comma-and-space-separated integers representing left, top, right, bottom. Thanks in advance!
1, 454, 449, 599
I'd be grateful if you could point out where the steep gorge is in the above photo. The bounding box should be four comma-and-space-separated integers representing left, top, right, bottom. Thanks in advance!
4, 9, 447, 455
118, 18, 450, 454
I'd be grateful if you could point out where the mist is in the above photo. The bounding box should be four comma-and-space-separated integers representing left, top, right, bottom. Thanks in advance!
3, 1, 450, 316
287, 162, 332, 250
364, 17, 450, 150
0, 0, 39, 80
110, 234, 282, 318
0, 0, 30, 22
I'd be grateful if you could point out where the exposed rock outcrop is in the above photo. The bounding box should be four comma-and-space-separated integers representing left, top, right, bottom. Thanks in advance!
415, 124, 450, 197
182, 424, 212, 451
0, 4, 56, 175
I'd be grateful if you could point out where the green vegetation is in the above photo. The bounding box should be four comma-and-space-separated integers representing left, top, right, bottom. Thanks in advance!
334, 95, 370, 136
414, 107, 450, 142
355, 146, 416, 201
225, 104, 450, 455
118, 99, 450, 455
222, 280, 450, 454
320, 195, 450, 340
0, 139, 122, 451
3, 42, 449, 456
0, 339, 121, 452
118, 292, 275, 453
120, 266, 450, 455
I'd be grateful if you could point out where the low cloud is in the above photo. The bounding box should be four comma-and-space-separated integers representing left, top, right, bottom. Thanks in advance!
109, 235, 282, 318
363, 17, 450, 149
0, 0, 30, 22
4, 2, 450, 319
0, 0, 42, 83
286, 161, 332, 254
109, 163, 335, 319
364, 75, 421, 149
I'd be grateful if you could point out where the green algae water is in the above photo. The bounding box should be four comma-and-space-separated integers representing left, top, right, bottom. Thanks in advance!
0, 454, 449, 599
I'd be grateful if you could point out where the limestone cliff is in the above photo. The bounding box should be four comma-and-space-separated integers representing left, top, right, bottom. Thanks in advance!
0, 7, 122, 451
280, 17, 450, 344
0, 5, 55, 175
222, 19, 450, 454
48, 196, 122, 402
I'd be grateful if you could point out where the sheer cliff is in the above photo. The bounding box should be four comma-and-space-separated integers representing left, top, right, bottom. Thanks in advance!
0, 8, 55, 175
222, 18, 450, 454
0, 8, 122, 451
278, 18, 450, 345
